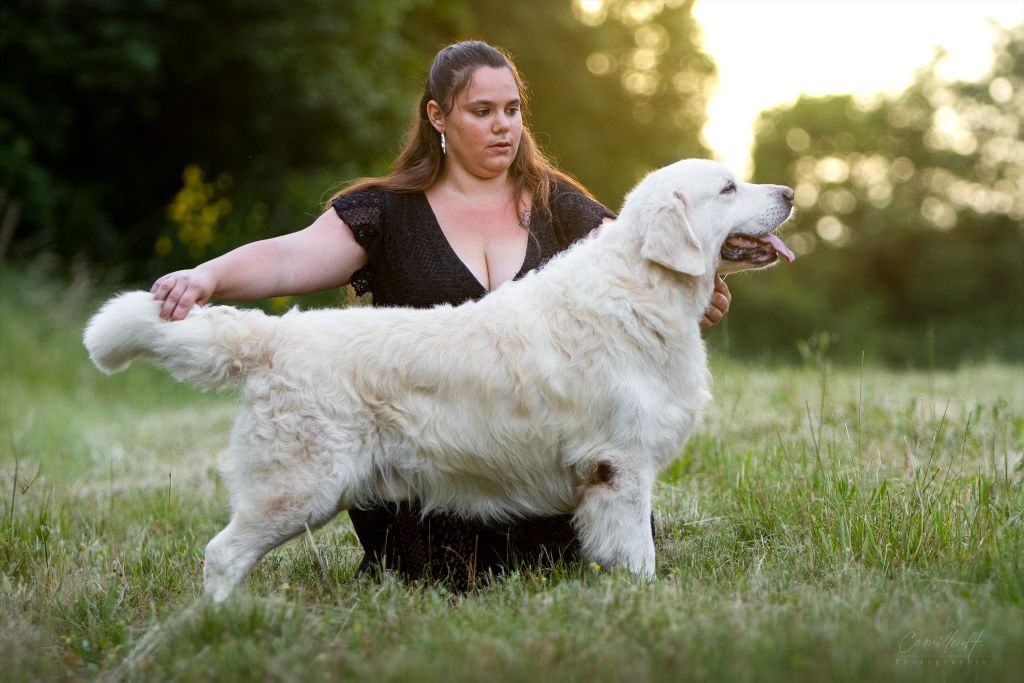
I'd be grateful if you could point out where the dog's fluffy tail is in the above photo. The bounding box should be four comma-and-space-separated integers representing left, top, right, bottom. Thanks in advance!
83, 291, 273, 389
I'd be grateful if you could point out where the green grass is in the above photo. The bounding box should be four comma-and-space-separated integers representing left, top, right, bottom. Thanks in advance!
2, 263, 1022, 681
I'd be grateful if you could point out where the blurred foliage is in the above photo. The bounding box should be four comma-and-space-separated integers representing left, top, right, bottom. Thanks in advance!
2, 0, 1018, 366
0, 0, 710, 277
713, 23, 1024, 367
469, 0, 714, 206
164, 165, 234, 261
0, 0, 463, 273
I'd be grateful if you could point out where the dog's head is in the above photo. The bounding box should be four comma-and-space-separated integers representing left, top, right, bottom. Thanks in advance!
621, 158, 795, 276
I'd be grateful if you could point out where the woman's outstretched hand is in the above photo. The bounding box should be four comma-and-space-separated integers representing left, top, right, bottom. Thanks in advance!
151, 267, 217, 321
700, 274, 731, 329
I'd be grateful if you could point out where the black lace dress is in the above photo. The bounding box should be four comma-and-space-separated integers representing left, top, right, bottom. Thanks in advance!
331, 183, 615, 589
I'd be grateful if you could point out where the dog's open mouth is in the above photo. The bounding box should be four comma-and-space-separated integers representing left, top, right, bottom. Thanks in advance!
721, 233, 795, 266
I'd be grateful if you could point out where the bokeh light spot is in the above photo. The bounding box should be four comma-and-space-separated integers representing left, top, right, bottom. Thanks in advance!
816, 215, 851, 246
587, 52, 613, 76
988, 77, 1013, 104
786, 128, 810, 152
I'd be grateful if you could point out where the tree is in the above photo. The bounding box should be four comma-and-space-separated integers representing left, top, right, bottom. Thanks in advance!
0, 0, 715, 278
722, 23, 1024, 366
0, 0, 464, 272
466, 0, 714, 209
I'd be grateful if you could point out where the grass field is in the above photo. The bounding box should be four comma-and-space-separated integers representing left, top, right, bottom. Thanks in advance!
2, 264, 1022, 682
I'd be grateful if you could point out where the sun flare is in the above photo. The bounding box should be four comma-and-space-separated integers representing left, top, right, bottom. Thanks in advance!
692, 0, 1023, 177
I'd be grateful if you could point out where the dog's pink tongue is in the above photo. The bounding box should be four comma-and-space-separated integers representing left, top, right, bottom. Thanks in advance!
762, 234, 796, 262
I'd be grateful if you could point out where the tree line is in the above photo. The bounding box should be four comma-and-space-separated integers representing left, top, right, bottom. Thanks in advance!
1, 1, 1019, 365
726, 24, 1023, 366
0, 0, 712, 272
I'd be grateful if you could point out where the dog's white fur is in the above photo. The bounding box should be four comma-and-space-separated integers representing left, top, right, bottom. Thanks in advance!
84, 159, 793, 600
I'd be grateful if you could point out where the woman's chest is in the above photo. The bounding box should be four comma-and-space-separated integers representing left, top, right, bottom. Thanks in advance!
373, 195, 553, 308
425, 192, 530, 292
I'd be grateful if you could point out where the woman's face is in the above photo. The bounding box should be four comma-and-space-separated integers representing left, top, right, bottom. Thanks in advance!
431, 66, 523, 180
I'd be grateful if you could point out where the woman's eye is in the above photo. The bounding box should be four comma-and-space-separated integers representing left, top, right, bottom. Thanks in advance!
473, 109, 489, 117
721, 182, 736, 195
506, 107, 520, 116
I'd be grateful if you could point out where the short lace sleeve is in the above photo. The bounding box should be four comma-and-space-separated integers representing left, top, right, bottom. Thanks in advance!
331, 189, 386, 296
549, 183, 616, 249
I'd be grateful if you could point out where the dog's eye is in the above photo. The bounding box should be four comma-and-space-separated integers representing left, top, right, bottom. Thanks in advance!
720, 182, 737, 195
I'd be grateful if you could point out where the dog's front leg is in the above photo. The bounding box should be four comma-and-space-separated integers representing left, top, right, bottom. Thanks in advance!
572, 462, 656, 578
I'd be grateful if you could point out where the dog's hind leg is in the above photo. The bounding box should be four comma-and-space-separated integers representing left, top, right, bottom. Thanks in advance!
572, 461, 656, 578
202, 492, 347, 602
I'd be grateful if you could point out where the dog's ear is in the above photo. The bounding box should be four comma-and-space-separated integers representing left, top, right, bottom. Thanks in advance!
640, 190, 706, 276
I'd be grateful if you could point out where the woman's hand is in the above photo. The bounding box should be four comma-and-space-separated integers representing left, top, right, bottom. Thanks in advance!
700, 274, 731, 329
151, 267, 218, 321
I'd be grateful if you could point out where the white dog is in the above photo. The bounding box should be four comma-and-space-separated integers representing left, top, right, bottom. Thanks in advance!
84, 159, 795, 600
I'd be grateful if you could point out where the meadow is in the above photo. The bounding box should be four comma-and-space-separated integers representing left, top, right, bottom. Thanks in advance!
2, 264, 1021, 682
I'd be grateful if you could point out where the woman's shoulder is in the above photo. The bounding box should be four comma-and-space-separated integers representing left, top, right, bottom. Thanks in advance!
331, 187, 424, 228
548, 178, 588, 199
331, 186, 400, 213
547, 179, 614, 218
542, 178, 615, 247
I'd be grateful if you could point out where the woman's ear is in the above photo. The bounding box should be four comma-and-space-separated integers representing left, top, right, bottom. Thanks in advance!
426, 100, 445, 133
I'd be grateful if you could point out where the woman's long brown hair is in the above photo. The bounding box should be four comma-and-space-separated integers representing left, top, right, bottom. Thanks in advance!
327, 41, 594, 223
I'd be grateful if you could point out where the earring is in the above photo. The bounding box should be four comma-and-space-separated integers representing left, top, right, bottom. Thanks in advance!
440, 132, 446, 156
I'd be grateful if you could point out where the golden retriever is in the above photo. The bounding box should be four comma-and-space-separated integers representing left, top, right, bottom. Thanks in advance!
84, 159, 794, 600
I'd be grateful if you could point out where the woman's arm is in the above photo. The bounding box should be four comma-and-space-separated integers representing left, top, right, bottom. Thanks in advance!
151, 208, 367, 321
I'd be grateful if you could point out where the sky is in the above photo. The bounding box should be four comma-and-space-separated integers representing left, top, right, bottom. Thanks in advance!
691, 0, 1024, 177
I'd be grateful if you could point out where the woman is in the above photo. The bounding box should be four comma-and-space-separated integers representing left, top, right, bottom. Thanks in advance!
152, 41, 731, 588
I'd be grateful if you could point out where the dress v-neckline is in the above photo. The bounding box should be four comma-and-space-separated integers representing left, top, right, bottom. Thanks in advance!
419, 192, 532, 293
